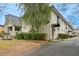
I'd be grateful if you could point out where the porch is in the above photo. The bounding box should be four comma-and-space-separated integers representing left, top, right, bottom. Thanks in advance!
6, 25, 21, 37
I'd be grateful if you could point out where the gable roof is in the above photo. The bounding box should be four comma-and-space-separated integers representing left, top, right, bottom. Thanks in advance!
52, 5, 73, 29
4, 14, 21, 27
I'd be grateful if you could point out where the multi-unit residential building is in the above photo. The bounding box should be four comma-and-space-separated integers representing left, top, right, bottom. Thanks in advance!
38, 6, 73, 39
4, 5, 74, 40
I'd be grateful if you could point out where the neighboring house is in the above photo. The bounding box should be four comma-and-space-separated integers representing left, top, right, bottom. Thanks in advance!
0, 25, 4, 33
4, 14, 22, 37
4, 5, 74, 39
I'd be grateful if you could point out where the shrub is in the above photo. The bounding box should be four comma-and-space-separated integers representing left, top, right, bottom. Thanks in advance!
58, 34, 75, 40
16, 32, 46, 40
0, 33, 1, 36
0, 31, 5, 37
69, 35, 76, 38
24, 32, 46, 40
16, 32, 24, 39
24, 33, 31, 40
58, 34, 70, 39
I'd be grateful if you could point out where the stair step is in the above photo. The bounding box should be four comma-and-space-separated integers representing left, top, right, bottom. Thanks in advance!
2, 38, 12, 40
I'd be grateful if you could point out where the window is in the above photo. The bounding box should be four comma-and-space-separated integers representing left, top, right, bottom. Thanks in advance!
15, 27, 21, 31
8, 27, 12, 31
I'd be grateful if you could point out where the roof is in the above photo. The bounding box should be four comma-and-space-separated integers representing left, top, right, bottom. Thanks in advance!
0, 25, 3, 27
5, 14, 21, 27
51, 5, 73, 29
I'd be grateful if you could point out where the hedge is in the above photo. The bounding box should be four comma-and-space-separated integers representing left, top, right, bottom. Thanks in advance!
16, 32, 46, 40
16, 32, 24, 40
58, 34, 75, 40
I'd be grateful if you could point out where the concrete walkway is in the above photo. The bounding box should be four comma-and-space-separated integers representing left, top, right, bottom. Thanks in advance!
19, 37, 79, 56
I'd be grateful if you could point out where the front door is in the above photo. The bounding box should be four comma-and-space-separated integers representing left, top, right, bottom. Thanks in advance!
51, 25, 55, 38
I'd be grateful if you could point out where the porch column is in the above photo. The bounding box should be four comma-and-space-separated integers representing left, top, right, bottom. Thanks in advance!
12, 26, 15, 36
12, 26, 15, 31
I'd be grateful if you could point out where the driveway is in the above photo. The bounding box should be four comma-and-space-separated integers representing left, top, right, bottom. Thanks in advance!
20, 37, 79, 56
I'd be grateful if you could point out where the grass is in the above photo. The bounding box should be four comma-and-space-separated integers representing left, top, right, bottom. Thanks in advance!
0, 39, 48, 55
0, 39, 27, 49
0, 39, 47, 49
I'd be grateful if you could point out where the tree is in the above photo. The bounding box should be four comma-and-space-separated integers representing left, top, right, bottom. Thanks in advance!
19, 3, 51, 32
0, 4, 6, 14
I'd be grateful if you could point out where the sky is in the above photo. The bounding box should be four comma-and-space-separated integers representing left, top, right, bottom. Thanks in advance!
0, 3, 21, 25
0, 3, 79, 29
54, 3, 79, 29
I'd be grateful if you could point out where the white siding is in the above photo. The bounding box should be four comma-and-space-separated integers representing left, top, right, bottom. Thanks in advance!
58, 18, 67, 34
39, 11, 58, 40
50, 11, 57, 24
39, 11, 73, 40
21, 22, 31, 32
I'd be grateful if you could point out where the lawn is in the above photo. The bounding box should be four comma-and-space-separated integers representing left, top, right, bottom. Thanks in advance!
0, 39, 47, 56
